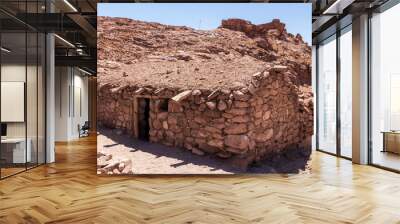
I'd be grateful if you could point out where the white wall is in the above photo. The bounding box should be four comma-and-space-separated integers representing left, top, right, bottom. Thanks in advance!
1, 82, 25, 122
75, 71, 89, 139
1, 64, 25, 81
1, 64, 26, 126
55, 67, 89, 141
1, 64, 26, 140
1, 64, 35, 138
55, 66, 70, 141
1, 62, 46, 164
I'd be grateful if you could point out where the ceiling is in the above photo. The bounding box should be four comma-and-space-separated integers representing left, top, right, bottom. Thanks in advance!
1, 0, 395, 71
0, 0, 97, 74
311, 0, 391, 44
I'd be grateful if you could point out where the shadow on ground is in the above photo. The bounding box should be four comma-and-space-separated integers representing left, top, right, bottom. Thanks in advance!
98, 127, 310, 174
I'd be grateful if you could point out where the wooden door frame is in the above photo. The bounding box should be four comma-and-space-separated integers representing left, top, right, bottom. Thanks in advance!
132, 95, 171, 139
132, 96, 138, 138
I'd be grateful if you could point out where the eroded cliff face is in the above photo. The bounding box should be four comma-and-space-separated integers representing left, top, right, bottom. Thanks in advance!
98, 17, 311, 89
97, 17, 313, 170
220, 18, 311, 85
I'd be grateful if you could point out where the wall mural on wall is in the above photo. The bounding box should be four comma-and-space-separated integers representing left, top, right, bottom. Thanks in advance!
96, 3, 313, 174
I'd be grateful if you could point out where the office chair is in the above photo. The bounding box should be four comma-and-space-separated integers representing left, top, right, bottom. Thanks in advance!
79, 121, 90, 138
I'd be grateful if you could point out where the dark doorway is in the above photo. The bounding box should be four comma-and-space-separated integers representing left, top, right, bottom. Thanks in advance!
138, 98, 150, 141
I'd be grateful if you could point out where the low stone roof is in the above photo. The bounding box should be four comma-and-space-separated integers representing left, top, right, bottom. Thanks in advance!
98, 17, 311, 91
98, 57, 269, 90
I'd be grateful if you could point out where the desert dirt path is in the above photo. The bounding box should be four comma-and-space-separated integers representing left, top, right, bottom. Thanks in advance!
98, 128, 241, 174
97, 128, 310, 174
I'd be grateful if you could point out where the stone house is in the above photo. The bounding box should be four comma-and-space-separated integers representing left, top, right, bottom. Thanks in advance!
97, 17, 313, 169
98, 63, 313, 169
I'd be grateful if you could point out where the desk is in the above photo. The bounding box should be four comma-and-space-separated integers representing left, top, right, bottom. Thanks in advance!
1, 138, 31, 163
382, 131, 400, 154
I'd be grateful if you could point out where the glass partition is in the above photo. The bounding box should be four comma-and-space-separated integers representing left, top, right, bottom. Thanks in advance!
0, 2, 46, 179
1, 31, 28, 177
339, 26, 352, 158
317, 35, 337, 154
370, 3, 400, 171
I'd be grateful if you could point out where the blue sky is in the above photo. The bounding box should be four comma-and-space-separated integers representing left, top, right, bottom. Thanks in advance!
98, 3, 311, 44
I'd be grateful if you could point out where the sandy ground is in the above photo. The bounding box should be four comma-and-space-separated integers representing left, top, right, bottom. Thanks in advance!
98, 128, 240, 174
98, 127, 310, 174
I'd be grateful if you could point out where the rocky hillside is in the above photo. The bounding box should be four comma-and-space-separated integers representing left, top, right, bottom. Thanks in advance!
97, 17, 314, 166
97, 17, 311, 89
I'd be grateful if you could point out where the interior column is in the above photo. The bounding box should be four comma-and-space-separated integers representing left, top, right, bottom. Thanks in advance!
352, 14, 369, 164
45, 1, 55, 163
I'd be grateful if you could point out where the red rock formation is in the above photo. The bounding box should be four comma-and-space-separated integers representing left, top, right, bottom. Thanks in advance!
97, 17, 313, 171
220, 18, 286, 38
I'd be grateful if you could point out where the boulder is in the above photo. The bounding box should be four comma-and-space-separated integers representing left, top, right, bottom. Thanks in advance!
121, 160, 133, 174
225, 147, 248, 154
216, 151, 232, 159
194, 116, 207, 124
97, 154, 112, 168
207, 139, 224, 149
205, 126, 221, 134
206, 101, 217, 110
192, 89, 202, 96
224, 135, 249, 150
167, 115, 178, 125
217, 100, 227, 111
153, 120, 162, 129
233, 101, 249, 108
232, 90, 250, 101
171, 90, 192, 103
248, 84, 257, 95
192, 148, 205, 156
273, 65, 288, 72
157, 112, 168, 120
162, 121, 169, 130
224, 123, 247, 134
262, 111, 271, 120
254, 129, 273, 142
226, 108, 247, 116
231, 116, 250, 123
199, 143, 219, 154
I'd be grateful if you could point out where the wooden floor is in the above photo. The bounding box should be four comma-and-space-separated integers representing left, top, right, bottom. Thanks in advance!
1, 135, 400, 223
373, 150, 400, 171
0, 167, 26, 178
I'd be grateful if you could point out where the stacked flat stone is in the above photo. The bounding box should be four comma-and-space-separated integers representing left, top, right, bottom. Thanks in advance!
98, 64, 313, 169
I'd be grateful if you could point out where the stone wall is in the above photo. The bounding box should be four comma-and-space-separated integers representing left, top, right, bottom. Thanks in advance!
98, 85, 134, 134
98, 65, 313, 169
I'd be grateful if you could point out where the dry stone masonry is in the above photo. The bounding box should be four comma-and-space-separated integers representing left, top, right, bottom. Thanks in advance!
97, 152, 133, 174
98, 17, 313, 170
